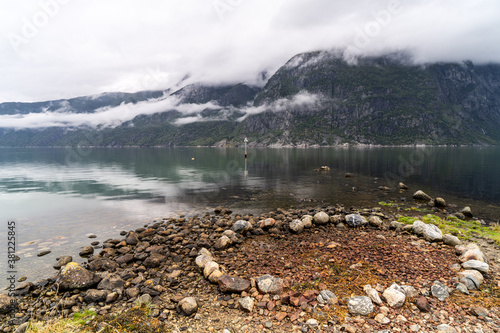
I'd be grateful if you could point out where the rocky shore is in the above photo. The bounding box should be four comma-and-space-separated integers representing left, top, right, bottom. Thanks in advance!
1, 191, 499, 333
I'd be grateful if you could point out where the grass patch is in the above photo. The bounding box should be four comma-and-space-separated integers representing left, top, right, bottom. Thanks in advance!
397, 214, 500, 245
378, 201, 399, 207
26, 309, 96, 333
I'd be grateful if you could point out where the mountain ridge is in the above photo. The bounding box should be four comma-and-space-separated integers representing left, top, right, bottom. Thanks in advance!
1, 50, 500, 147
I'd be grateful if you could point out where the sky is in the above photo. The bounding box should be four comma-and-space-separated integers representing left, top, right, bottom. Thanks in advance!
0, 0, 500, 103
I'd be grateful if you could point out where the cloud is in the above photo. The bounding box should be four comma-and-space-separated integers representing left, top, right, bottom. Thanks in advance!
0, 94, 221, 129
0, 0, 499, 103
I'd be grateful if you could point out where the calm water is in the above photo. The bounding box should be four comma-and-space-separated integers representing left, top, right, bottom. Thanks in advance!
1, 147, 499, 286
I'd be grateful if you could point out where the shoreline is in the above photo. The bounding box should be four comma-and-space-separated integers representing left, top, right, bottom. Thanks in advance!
1, 194, 499, 332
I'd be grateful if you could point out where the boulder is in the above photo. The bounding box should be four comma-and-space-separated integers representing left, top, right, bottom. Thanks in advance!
363, 285, 382, 305
459, 249, 486, 263
368, 216, 383, 228
214, 235, 232, 250
56, 262, 100, 290
289, 219, 304, 233
348, 296, 373, 316
462, 260, 489, 274
256, 274, 283, 295
345, 214, 368, 228
313, 212, 330, 225
431, 281, 450, 301
84, 289, 109, 303
195, 255, 212, 269
143, 253, 166, 268
218, 275, 250, 293
97, 273, 124, 292
301, 215, 313, 228
461, 206, 473, 217
382, 284, 406, 308
232, 220, 252, 233
443, 234, 461, 247
457, 270, 484, 285
178, 297, 198, 316
413, 190, 432, 201
434, 197, 447, 208
88, 258, 119, 272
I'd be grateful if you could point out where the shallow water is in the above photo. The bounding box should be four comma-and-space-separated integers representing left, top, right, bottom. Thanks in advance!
0, 146, 499, 286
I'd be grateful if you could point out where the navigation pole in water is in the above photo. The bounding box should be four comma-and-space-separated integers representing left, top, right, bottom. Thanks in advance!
244, 137, 248, 159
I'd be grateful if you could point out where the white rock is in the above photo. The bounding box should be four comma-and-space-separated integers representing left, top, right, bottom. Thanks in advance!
313, 212, 330, 225
462, 260, 489, 274
383, 284, 406, 308
203, 261, 219, 278
363, 285, 383, 305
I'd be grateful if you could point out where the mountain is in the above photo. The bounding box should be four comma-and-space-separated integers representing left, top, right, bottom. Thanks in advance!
1, 50, 500, 147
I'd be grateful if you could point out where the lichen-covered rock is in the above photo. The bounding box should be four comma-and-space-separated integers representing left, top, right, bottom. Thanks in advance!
289, 219, 304, 233
56, 262, 100, 290
348, 296, 373, 316
256, 274, 283, 295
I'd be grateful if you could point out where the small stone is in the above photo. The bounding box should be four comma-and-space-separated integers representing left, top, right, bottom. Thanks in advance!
410, 324, 421, 332
437, 324, 457, 333
79, 245, 94, 257
460, 277, 479, 290
238, 297, 254, 312
348, 296, 373, 316
306, 318, 319, 328
415, 297, 430, 312
368, 216, 383, 227
178, 297, 198, 316
459, 249, 486, 263
264, 321, 272, 329
470, 305, 489, 318
232, 220, 252, 233
399, 182, 409, 190
374, 313, 390, 324
195, 255, 212, 269
401, 285, 419, 298
53, 256, 73, 269
434, 197, 447, 207
461, 206, 473, 217
203, 262, 219, 279
37, 250, 51, 257
462, 260, 489, 273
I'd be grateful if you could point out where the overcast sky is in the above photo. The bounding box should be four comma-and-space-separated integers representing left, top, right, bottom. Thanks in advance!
1, 0, 499, 103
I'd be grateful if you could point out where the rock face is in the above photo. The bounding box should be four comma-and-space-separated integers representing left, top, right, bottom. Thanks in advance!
313, 212, 330, 225
348, 296, 373, 316
178, 297, 198, 316
383, 284, 406, 308
256, 275, 283, 295
56, 262, 100, 290
462, 260, 489, 273
345, 214, 367, 228
218, 275, 251, 293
